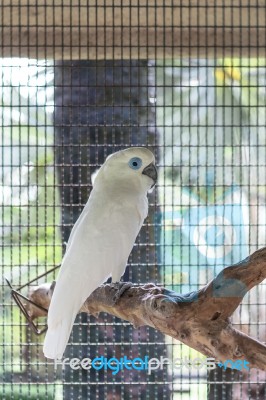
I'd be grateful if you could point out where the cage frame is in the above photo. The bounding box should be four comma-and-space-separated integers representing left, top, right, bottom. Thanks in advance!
5, 265, 59, 335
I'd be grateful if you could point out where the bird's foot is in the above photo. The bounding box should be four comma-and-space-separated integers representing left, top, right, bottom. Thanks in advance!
111, 282, 132, 304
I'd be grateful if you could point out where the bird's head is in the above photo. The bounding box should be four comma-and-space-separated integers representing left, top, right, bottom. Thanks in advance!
94, 147, 157, 194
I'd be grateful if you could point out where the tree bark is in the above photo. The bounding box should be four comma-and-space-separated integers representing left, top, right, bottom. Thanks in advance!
29, 247, 266, 371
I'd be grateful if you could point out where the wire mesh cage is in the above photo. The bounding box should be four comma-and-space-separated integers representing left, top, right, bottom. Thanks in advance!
1, 2, 266, 400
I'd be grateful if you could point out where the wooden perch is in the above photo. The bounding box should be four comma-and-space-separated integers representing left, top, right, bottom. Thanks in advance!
28, 247, 266, 370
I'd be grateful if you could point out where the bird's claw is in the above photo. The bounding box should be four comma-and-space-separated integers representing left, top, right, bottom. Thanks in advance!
111, 282, 132, 304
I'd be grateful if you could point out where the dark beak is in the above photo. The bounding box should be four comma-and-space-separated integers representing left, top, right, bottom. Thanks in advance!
142, 163, 157, 185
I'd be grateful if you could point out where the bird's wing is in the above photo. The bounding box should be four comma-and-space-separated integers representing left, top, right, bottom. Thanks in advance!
47, 194, 146, 329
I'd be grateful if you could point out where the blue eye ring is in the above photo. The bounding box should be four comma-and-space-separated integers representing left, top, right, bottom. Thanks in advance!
128, 157, 142, 170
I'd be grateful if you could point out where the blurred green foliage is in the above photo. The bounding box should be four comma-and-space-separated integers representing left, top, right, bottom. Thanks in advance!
156, 58, 266, 201
0, 60, 60, 398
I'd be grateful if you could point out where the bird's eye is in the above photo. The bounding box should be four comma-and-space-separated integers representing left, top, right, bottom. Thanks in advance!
128, 157, 142, 170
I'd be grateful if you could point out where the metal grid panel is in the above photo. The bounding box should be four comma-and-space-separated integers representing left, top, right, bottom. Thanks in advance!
0, 2, 266, 400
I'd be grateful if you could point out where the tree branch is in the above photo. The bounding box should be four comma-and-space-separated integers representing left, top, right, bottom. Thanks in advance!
28, 247, 266, 370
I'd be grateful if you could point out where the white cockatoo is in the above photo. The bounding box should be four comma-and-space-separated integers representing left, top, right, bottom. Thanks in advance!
43, 147, 157, 359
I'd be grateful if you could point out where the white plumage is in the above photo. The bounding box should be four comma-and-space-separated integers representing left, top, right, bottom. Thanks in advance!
43, 147, 157, 359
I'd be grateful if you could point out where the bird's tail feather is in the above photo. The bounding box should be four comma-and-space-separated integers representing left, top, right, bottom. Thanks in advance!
43, 316, 75, 360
